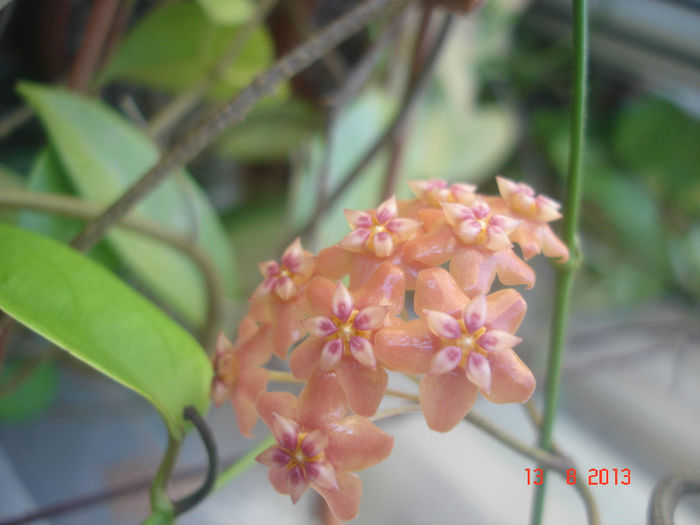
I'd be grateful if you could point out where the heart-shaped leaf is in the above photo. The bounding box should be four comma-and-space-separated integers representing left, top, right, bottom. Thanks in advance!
0, 223, 211, 437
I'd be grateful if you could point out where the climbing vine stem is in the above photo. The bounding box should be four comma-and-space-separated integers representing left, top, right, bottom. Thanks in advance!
530, 0, 588, 523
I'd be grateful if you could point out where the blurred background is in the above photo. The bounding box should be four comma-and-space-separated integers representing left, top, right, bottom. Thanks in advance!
0, 0, 698, 523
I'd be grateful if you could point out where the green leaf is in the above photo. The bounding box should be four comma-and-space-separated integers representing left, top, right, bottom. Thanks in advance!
196, 0, 253, 25
18, 82, 235, 327
0, 164, 24, 223
613, 97, 700, 216
0, 223, 212, 436
18, 148, 121, 269
403, 100, 517, 192
216, 99, 322, 162
19, 149, 82, 241
100, 1, 271, 99
0, 357, 58, 422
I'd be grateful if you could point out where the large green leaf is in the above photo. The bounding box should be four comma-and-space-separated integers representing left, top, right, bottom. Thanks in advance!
19, 148, 84, 242
18, 83, 235, 327
0, 223, 211, 436
18, 148, 121, 269
100, 1, 271, 99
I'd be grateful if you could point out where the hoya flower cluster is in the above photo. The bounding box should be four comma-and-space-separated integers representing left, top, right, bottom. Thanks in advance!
211, 176, 568, 520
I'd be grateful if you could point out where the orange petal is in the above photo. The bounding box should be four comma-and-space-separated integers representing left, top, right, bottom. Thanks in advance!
270, 300, 304, 359
540, 225, 569, 262
346, 253, 382, 290
256, 391, 296, 430
305, 276, 336, 318
495, 249, 536, 289
326, 415, 394, 472
419, 371, 477, 432
374, 319, 438, 374
297, 372, 347, 429
512, 223, 541, 260
237, 323, 273, 367
315, 246, 353, 281
482, 348, 536, 404
232, 364, 269, 437
418, 207, 447, 230
352, 262, 405, 315
449, 247, 498, 297
403, 226, 456, 266
414, 267, 469, 317
315, 471, 363, 522
289, 338, 324, 379
485, 288, 527, 333
335, 358, 387, 416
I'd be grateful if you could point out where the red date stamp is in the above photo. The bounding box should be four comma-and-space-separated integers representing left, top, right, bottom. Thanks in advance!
525, 468, 631, 486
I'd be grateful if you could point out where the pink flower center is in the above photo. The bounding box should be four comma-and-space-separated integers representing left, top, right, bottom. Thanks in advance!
282, 431, 324, 471
445, 322, 488, 367
328, 310, 370, 355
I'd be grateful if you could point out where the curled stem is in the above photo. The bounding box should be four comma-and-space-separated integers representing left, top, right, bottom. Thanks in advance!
649, 470, 700, 525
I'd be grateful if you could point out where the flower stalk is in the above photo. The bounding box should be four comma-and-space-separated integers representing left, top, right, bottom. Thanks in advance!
530, 0, 588, 523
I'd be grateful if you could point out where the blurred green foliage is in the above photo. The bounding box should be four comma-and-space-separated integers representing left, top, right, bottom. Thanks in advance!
101, 1, 272, 100
0, 357, 58, 423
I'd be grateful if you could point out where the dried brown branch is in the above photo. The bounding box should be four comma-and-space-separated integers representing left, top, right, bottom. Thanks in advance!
381, 5, 436, 200
67, 0, 122, 92
71, 0, 413, 253
295, 13, 453, 241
